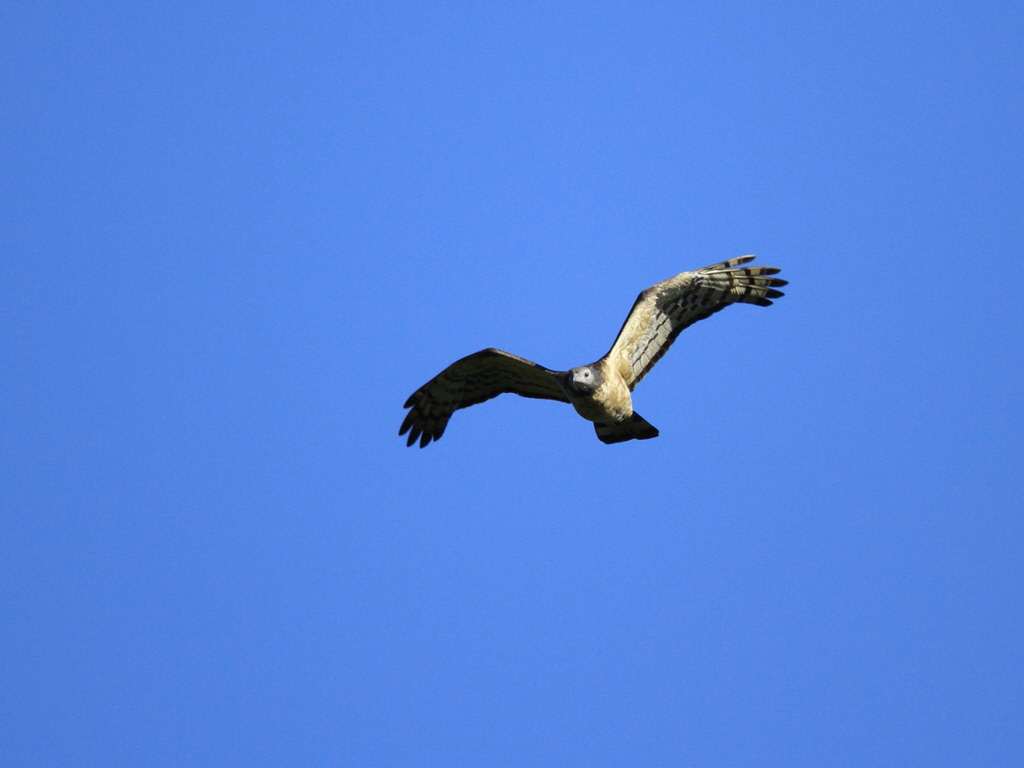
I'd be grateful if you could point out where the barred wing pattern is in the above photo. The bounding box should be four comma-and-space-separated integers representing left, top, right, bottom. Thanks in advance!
606, 256, 787, 389
400, 348, 569, 447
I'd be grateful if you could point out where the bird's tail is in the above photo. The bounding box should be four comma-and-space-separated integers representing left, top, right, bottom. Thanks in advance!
594, 413, 659, 444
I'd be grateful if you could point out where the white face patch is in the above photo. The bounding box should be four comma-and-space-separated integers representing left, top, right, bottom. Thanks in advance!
569, 365, 604, 396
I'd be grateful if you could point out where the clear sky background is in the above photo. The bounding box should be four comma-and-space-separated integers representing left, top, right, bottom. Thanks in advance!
3, 2, 1023, 766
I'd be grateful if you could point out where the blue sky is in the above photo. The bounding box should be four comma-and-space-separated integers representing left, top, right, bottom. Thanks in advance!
2, 2, 1023, 766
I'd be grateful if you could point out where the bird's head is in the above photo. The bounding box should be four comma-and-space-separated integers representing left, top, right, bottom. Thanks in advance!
568, 365, 602, 395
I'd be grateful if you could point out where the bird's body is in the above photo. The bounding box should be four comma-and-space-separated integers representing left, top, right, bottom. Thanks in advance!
566, 363, 632, 423
400, 256, 786, 447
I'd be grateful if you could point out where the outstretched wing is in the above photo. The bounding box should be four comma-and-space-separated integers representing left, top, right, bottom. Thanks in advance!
400, 348, 569, 447
604, 256, 787, 389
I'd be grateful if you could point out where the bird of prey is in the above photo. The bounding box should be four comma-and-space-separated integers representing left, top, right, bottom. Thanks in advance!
400, 256, 786, 447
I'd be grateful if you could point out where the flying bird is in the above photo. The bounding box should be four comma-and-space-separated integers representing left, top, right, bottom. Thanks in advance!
400, 256, 786, 447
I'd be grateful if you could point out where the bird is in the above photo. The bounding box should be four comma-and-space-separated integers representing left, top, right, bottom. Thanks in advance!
400, 256, 786, 447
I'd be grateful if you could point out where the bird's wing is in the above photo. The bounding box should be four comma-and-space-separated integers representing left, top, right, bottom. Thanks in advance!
400, 348, 569, 447
604, 256, 787, 389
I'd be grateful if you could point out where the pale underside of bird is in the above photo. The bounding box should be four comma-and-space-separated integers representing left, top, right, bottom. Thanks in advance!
400, 256, 786, 447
